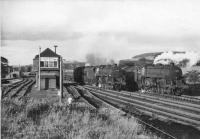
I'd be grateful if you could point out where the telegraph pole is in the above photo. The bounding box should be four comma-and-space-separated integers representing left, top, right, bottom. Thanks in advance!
59, 56, 63, 101
38, 46, 41, 90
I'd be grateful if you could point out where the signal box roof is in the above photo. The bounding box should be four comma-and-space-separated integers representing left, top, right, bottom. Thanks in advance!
34, 48, 60, 59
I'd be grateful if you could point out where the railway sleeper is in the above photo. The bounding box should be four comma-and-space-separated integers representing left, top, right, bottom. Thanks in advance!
86, 85, 200, 112
66, 86, 97, 110
86, 87, 200, 125
90, 90, 200, 130
123, 91, 200, 109
3, 79, 27, 97
86, 85, 200, 105
102, 88, 200, 114
77, 86, 126, 115
11, 79, 33, 98
102, 95, 200, 131
67, 86, 81, 99
113, 90, 200, 114
18, 80, 35, 99
3, 79, 29, 98
92, 88, 200, 122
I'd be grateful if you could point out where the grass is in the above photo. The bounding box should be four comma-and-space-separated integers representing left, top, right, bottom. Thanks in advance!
1, 96, 160, 139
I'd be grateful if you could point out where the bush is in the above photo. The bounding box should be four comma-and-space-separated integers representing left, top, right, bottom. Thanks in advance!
1, 97, 160, 139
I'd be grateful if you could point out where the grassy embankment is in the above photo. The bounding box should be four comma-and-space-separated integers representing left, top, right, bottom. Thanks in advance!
1, 96, 159, 139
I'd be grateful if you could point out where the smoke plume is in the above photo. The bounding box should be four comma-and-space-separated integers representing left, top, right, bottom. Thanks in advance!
154, 51, 200, 67
85, 53, 115, 66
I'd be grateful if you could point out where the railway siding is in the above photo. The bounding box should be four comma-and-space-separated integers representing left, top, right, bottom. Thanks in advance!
2, 79, 27, 97
86, 87, 200, 122
70, 86, 97, 109
108, 90, 200, 114
84, 86, 200, 130
11, 79, 33, 98
18, 79, 36, 100
86, 85, 200, 111
76, 85, 180, 139
2, 78, 35, 100
64, 85, 98, 110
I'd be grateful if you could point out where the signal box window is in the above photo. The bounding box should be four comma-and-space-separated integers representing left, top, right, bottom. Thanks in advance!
54, 61, 57, 67
49, 61, 54, 67
40, 61, 44, 67
40, 58, 58, 68
44, 61, 48, 67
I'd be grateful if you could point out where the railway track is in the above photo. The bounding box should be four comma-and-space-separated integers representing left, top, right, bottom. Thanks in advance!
2, 79, 28, 97
2, 78, 35, 100
17, 79, 36, 100
75, 85, 178, 139
139, 91, 200, 105
64, 85, 98, 110
84, 85, 200, 131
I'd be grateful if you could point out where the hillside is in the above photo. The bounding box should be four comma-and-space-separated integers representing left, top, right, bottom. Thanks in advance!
132, 52, 162, 61
120, 52, 200, 74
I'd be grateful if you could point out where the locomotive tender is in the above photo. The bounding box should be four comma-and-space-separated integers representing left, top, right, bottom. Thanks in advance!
140, 63, 188, 95
67, 62, 188, 95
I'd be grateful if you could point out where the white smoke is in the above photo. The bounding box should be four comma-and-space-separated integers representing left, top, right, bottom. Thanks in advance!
153, 51, 200, 67
85, 53, 116, 66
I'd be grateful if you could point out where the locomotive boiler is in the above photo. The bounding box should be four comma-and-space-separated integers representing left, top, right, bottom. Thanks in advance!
73, 65, 126, 91
94, 65, 125, 90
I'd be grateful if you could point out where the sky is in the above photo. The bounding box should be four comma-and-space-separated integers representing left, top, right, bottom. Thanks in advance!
1, 0, 200, 65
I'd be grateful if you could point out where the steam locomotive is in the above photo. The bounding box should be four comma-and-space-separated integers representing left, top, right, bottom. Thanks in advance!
69, 63, 188, 95
74, 65, 126, 91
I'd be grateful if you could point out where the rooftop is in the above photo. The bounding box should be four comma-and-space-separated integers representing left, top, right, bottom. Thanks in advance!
34, 48, 60, 59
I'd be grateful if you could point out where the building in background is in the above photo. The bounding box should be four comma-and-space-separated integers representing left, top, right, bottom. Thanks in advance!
33, 48, 61, 90
1, 57, 9, 78
8, 65, 22, 78
63, 60, 85, 83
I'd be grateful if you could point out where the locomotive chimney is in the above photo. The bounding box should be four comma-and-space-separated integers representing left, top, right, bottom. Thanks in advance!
54, 45, 58, 54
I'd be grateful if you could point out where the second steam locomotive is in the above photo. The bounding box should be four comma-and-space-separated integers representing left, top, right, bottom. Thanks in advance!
66, 62, 188, 95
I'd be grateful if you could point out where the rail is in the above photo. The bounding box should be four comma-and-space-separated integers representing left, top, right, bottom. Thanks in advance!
84, 85, 200, 131
78, 85, 177, 139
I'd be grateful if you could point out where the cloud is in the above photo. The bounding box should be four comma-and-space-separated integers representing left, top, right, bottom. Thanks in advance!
2, 32, 200, 65
1, 0, 200, 65
2, 0, 200, 40
2, 31, 84, 41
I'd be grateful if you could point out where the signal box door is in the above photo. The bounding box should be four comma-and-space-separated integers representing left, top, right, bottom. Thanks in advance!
45, 78, 49, 90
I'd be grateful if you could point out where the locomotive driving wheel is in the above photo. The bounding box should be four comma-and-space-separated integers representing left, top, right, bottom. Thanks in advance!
174, 88, 182, 96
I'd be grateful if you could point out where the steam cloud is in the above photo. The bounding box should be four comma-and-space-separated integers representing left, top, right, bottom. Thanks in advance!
85, 53, 115, 66
154, 51, 200, 67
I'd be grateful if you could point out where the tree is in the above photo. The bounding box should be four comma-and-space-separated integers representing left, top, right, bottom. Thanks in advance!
179, 59, 189, 67
186, 70, 200, 84
27, 65, 32, 72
